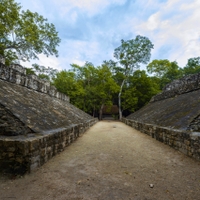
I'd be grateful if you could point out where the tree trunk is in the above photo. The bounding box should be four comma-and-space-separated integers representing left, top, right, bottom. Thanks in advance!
118, 79, 125, 120
99, 103, 104, 120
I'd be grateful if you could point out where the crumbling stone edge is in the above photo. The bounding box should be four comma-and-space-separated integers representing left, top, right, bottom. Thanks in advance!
0, 118, 98, 175
0, 63, 69, 102
122, 118, 200, 162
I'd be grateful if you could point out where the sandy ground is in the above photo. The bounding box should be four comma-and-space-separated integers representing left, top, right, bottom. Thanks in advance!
0, 121, 200, 200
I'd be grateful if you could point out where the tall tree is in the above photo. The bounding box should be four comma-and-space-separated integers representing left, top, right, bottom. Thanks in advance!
114, 35, 154, 120
0, 0, 60, 64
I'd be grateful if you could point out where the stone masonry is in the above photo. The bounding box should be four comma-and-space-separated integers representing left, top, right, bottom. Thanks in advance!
122, 118, 200, 161
0, 63, 98, 174
125, 72, 200, 161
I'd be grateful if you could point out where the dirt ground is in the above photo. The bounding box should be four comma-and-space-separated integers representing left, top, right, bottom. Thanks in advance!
0, 121, 200, 200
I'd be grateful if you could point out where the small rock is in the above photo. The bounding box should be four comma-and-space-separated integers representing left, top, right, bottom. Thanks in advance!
77, 180, 81, 185
149, 184, 154, 188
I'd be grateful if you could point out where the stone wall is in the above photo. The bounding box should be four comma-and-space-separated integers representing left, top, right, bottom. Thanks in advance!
0, 104, 32, 136
0, 63, 98, 174
125, 72, 200, 162
127, 89, 200, 131
151, 72, 200, 102
0, 119, 97, 174
0, 63, 69, 102
122, 118, 200, 161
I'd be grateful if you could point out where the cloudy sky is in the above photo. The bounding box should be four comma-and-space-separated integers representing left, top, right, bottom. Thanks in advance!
16, 0, 200, 71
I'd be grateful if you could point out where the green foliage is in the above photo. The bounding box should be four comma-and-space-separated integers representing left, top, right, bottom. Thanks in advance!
182, 57, 200, 76
147, 59, 183, 89
53, 62, 119, 118
25, 67, 35, 75
114, 35, 154, 72
53, 70, 85, 108
0, 0, 60, 64
38, 74, 50, 81
113, 35, 154, 119
52, 60, 162, 117
31, 63, 58, 81
147, 59, 171, 78
25, 64, 58, 81
122, 70, 160, 112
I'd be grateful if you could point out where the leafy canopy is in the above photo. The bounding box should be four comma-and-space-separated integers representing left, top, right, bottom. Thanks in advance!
182, 57, 200, 76
0, 0, 61, 64
147, 59, 183, 89
114, 35, 154, 73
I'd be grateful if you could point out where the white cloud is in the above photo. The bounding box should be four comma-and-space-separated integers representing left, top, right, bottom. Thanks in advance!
129, 0, 200, 67
146, 13, 160, 31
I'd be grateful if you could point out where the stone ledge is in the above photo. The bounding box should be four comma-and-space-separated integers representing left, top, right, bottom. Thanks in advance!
122, 118, 200, 162
0, 118, 98, 175
151, 72, 200, 102
0, 63, 69, 102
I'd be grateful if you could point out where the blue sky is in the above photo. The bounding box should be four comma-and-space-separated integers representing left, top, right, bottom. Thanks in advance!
16, 0, 200, 71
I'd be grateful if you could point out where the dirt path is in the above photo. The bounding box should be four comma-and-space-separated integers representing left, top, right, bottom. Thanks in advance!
0, 121, 200, 200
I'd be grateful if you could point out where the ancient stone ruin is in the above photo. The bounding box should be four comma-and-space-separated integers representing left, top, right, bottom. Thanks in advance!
123, 72, 200, 161
0, 63, 97, 174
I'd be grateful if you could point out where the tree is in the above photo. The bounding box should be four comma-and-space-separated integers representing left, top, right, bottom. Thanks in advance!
0, 0, 60, 64
124, 70, 160, 111
71, 62, 98, 114
147, 59, 183, 89
147, 59, 172, 78
114, 35, 154, 120
53, 70, 85, 108
182, 57, 200, 76
71, 62, 119, 119
95, 64, 119, 120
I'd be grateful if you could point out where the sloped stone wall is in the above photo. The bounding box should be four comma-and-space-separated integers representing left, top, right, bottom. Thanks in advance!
125, 72, 200, 162
0, 63, 98, 174
127, 89, 200, 131
151, 72, 200, 102
0, 104, 33, 136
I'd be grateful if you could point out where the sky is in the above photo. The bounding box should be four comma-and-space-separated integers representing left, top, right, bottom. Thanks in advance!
16, 0, 200, 71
